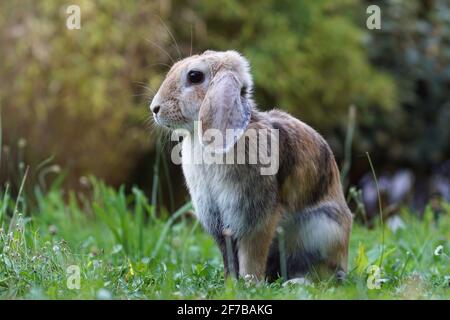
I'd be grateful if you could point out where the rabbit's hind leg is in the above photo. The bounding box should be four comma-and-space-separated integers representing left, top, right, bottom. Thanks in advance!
267, 204, 350, 281
294, 204, 350, 279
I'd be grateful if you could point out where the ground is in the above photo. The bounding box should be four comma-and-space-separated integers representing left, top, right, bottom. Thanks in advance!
0, 179, 449, 299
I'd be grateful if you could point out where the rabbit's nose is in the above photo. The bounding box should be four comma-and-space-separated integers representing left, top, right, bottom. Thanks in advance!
152, 105, 161, 115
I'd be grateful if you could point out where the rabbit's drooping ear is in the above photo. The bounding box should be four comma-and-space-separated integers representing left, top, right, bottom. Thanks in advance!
198, 70, 251, 152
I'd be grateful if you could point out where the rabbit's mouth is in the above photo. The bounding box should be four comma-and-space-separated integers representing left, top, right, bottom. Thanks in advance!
150, 98, 192, 130
153, 115, 172, 129
153, 116, 164, 127
151, 106, 173, 128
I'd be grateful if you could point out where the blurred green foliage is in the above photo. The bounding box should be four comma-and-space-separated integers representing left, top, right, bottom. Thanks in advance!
0, 0, 169, 187
362, 0, 450, 170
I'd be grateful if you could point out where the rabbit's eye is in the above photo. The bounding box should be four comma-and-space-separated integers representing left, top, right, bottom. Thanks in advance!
187, 70, 204, 84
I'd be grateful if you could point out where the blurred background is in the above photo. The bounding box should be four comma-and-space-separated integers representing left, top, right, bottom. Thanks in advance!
1, 0, 449, 221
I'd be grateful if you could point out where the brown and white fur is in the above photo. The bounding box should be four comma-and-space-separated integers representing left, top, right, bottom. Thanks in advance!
150, 50, 352, 281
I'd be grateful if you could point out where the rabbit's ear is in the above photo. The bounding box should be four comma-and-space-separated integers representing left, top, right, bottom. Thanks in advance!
198, 70, 251, 152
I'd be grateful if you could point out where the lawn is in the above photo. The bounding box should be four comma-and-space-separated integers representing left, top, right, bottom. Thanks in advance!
0, 177, 449, 299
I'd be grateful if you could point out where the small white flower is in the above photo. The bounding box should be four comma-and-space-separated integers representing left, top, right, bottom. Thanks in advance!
93, 260, 102, 268
18, 138, 27, 148
111, 244, 123, 255
243, 274, 258, 287
49, 165, 61, 173
434, 245, 444, 256
96, 288, 112, 300
282, 277, 313, 287
387, 216, 406, 233
48, 225, 58, 235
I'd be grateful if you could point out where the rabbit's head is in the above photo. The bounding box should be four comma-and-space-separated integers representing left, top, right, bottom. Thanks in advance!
150, 50, 253, 151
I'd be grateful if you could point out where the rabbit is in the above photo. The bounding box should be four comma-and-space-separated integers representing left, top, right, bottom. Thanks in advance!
150, 50, 352, 281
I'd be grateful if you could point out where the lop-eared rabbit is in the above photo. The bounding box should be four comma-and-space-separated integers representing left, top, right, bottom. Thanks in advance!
150, 50, 352, 281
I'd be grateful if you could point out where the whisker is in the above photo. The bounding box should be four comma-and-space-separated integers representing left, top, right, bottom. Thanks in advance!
159, 128, 174, 151
135, 87, 151, 93
146, 38, 175, 64
144, 118, 159, 136
155, 15, 183, 60
133, 92, 154, 98
142, 114, 154, 126
133, 80, 150, 86
190, 24, 193, 57
135, 91, 154, 101
148, 62, 172, 69
133, 82, 156, 94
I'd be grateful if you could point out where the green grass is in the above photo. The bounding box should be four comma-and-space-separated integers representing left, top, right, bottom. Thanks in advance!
0, 177, 449, 299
